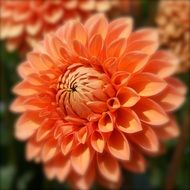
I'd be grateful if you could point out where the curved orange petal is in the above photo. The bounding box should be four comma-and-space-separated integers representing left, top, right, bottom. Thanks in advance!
107, 38, 127, 57
111, 71, 130, 88
117, 86, 140, 107
97, 152, 121, 183
166, 77, 187, 95
15, 112, 41, 140
88, 34, 103, 57
153, 118, 180, 141
126, 40, 158, 55
152, 85, 185, 112
128, 28, 158, 44
69, 165, 95, 190
26, 137, 41, 161
71, 144, 93, 175
107, 97, 120, 110
41, 139, 57, 162
122, 149, 147, 173
36, 119, 54, 142
61, 134, 75, 155
98, 112, 114, 132
129, 124, 159, 153
128, 73, 167, 97
85, 14, 108, 39
91, 131, 105, 153
118, 51, 149, 73
10, 97, 27, 113
107, 130, 130, 161
116, 108, 142, 133
133, 98, 169, 126
106, 17, 133, 45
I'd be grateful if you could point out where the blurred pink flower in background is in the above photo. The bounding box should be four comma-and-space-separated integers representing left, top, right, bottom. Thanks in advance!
156, 0, 190, 73
10, 13, 186, 189
0, 0, 116, 52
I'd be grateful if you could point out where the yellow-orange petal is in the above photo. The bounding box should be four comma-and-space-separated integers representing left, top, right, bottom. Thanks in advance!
71, 144, 93, 175
27, 52, 49, 72
85, 14, 108, 39
128, 28, 158, 44
61, 134, 75, 155
107, 130, 130, 160
153, 118, 180, 141
118, 51, 149, 73
116, 108, 142, 133
36, 119, 54, 142
86, 101, 107, 113
106, 17, 133, 45
144, 59, 177, 79
130, 124, 159, 153
91, 131, 105, 153
111, 71, 130, 88
41, 139, 57, 162
98, 112, 114, 132
152, 85, 185, 112
126, 40, 158, 55
89, 34, 103, 57
15, 112, 41, 140
117, 86, 140, 107
128, 73, 167, 97
133, 98, 169, 126
10, 97, 27, 113
107, 38, 127, 57
77, 126, 88, 144
107, 97, 121, 110
69, 166, 95, 190
166, 77, 187, 95
97, 152, 120, 183
13, 81, 39, 96
122, 149, 147, 173
26, 137, 41, 161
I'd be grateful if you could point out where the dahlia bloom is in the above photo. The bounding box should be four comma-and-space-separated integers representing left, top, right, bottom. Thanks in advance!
0, 0, 115, 52
156, 0, 190, 73
11, 14, 186, 189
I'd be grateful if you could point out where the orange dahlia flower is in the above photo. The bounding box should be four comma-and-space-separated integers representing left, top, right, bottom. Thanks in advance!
11, 14, 186, 189
0, 0, 115, 52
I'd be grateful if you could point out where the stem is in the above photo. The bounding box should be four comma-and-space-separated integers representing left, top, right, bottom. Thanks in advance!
165, 106, 190, 190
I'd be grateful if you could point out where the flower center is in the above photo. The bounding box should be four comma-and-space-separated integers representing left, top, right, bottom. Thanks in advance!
56, 65, 109, 119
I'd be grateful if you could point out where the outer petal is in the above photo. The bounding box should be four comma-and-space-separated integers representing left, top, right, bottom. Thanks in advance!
166, 77, 187, 95
41, 139, 57, 162
71, 144, 93, 175
152, 85, 185, 112
153, 118, 180, 141
106, 17, 133, 45
144, 50, 178, 78
15, 112, 41, 140
129, 124, 160, 153
10, 97, 27, 112
133, 98, 169, 126
122, 149, 147, 173
69, 165, 95, 190
84, 14, 108, 39
97, 152, 121, 183
128, 73, 167, 97
118, 51, 149, 73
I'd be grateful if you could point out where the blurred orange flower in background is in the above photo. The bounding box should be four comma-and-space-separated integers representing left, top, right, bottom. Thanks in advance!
11, 14, 186, 189
0, 0, 116, 52
156, 0, 190, 73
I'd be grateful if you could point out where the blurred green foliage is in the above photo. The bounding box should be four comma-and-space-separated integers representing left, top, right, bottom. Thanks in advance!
0, 0, 189, 189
